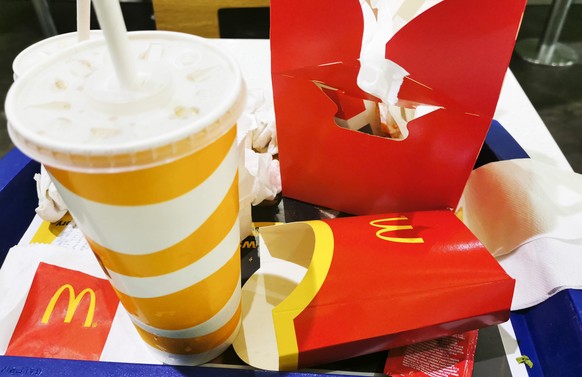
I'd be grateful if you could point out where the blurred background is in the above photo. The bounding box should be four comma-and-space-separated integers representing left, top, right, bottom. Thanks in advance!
1, 0, 580, 172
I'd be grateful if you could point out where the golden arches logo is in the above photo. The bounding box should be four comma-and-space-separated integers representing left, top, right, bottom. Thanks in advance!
241, 239, 257, 249
41, 284, 96, 328
370, 216, 424, 244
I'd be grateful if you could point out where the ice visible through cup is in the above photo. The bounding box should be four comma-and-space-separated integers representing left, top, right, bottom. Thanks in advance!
5, 30, 246, 365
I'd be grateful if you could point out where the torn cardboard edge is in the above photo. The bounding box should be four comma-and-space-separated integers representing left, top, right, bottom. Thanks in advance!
314, 79, 440, 140
384, 329, 479, 377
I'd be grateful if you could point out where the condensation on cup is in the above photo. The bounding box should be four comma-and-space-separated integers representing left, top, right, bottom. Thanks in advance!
5, 30, 246, 365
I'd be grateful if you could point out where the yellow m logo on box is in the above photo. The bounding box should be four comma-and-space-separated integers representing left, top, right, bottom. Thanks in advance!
41, 284, 96, 328
370, 217, 424, 243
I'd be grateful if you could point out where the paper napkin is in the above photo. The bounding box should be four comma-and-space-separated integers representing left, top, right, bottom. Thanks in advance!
460, 159, 582, 310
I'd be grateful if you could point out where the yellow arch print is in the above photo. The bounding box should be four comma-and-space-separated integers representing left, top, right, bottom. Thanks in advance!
369, 217, 424, 244
272, 220, 334, 370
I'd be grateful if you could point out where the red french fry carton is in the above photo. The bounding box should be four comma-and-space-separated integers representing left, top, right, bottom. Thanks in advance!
271, 0, 526, 214
233, 210, 514, 370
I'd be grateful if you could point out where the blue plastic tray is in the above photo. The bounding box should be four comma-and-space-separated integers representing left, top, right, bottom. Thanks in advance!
0, 120, 578, 376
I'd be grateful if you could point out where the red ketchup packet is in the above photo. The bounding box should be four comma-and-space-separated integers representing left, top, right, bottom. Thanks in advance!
384, 330, 479, 377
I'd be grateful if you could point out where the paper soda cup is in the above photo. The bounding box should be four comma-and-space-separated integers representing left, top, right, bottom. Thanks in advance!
5, 31, 246, 365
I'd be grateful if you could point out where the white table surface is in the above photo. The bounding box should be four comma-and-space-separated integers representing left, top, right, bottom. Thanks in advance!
215, 39, 572, 172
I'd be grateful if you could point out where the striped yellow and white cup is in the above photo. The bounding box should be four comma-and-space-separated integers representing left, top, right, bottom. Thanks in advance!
5, 31, 246, 365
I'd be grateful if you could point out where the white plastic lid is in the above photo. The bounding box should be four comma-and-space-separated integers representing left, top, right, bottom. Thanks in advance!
6, 31, 245, 172
12, 30, 104, 81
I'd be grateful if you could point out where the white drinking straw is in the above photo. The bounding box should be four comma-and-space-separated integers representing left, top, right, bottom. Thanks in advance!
77, 0, 92, 41
92, 0, 138, 90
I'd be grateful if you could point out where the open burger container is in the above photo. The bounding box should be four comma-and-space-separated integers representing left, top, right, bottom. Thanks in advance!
270, 0, 527, 215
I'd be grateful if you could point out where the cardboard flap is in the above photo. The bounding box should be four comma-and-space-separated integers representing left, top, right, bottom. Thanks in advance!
385, 0, 526, 116
271, 1, 364, 74
278, 61, 459, 111
272, 0, 526, 116
233, 221, 329, 370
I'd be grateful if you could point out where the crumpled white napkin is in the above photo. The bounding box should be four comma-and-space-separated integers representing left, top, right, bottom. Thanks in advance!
356, 0, 444, 105
460, 159, 582, 310
237, 88, 278, 156
236, 88, 281, 239
236, 88, 281, 205
34, 165, 68, 223
357, 0, 409, 105
237, 89, 282, 236
356, 0, 441, 139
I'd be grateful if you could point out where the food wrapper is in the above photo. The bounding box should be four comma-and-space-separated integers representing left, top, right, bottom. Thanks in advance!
271, 0, 527, 215
0, 222, 159, 364
384, 330, 479, 377
33, 165, 67, 223
233, 210, 514, 370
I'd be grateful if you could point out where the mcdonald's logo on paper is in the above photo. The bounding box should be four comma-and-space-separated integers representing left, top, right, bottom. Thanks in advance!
6, 262, 119, 360
41, 284, 96, 328
370, 217, 424, 244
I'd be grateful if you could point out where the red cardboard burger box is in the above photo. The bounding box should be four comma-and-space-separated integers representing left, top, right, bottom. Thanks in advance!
270, 0, 526, 215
